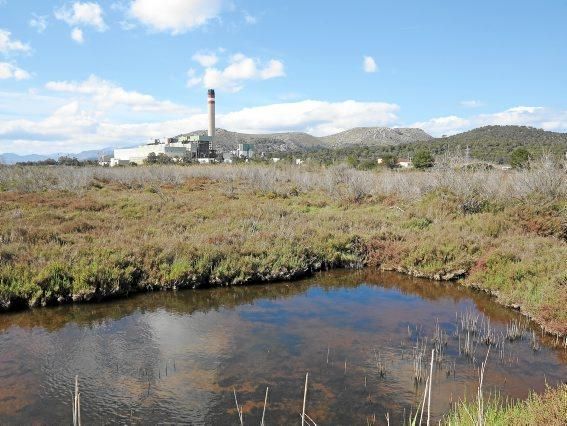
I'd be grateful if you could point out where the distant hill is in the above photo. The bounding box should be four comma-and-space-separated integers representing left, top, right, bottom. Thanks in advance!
278, 125, 567, 166
400, 125, 567, 163
178, 127, 432, 152
0, 148, 113, 165
179, 128, 322, 152
320, 127, 433, 148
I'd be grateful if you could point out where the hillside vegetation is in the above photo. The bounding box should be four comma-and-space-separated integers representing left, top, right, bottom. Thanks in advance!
398, 125, 567, 164
268, 126, 567, 167
0, 162, 566, 337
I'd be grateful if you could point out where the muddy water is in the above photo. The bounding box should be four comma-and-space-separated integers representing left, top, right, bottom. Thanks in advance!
0, 270, 565, 425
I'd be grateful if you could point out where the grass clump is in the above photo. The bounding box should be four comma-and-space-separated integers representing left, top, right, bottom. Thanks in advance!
444, 384, 567, 425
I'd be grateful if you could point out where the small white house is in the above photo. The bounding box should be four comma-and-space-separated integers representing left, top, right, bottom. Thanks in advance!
295, 158, 304, 165
272, 157, 281, 163
397, 159, 412, 168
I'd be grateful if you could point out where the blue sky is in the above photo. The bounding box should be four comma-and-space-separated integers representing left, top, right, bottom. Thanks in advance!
1, 0, 567, 154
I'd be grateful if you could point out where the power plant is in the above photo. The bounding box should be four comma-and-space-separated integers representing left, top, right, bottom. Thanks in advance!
110, 88, 235, 166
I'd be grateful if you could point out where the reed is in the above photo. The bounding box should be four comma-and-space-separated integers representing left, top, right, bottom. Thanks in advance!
72, 375, 81, 426
261, 386, 269, 426
233, 387, 243, 426
505, 320, 525, 342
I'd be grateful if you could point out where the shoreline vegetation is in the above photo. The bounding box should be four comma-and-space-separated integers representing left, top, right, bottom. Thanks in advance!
444, 384, 567, 425
0, 160, 566, 337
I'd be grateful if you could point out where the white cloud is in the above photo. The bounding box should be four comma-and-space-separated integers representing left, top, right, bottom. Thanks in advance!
460, 100, 483, 108
71, 28, 85, 43
244, 12, 257, 25
192, 52, 218, 67
55, 2, 107, 31
45, 75, 191, 114
0, 62, 31, 80
363, 56, 378, 73
190, 52, 285, 92
0, 29, 31, 54
186, 68, 202, 88
129, 0, 226, 34
220, 100, 399, 135
260, 60, 285, 79
29, 15, 48, 33
412, 115, 471, 136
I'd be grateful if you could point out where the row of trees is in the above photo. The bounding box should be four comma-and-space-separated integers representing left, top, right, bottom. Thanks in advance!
16, 156, 97, 167
279, 146, 537, 170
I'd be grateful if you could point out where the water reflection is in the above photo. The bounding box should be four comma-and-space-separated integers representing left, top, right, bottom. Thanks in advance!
0, 270, 565, 424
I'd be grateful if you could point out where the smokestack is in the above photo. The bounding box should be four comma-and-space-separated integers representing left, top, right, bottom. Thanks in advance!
207, 89, 215, 141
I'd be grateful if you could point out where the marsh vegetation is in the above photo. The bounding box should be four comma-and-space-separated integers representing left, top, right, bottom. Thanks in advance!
1, 159, 565, 335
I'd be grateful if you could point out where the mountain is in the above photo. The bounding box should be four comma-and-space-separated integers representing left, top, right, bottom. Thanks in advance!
320, 127, 433, 147
278, 125, 567, 166
178, 127, 432, 152
178, 129, 322, 152
0, 153, 48, 164
399, 125, 567, 163
0, 148, 114, 165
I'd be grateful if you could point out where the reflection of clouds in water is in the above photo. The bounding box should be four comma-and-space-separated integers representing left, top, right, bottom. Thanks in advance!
140, 308, 247, 423
0, 271, 565, 424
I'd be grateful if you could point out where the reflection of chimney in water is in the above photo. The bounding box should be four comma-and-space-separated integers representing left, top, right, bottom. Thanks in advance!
208, 89, 215, 151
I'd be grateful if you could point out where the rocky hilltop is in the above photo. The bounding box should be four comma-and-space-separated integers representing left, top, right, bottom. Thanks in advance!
320, 127, 433, 148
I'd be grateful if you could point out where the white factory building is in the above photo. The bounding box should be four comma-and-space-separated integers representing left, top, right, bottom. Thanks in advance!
112, 143, 187, 165
110, 89, 218, 166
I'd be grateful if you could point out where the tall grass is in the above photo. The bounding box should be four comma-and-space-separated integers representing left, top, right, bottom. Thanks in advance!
444, 384, 567, 425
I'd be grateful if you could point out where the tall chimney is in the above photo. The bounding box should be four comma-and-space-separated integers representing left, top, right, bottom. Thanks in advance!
207, 89, 215, 141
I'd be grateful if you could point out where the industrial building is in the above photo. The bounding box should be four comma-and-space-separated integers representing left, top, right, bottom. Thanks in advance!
234, 143, 255, 159
113, 143, 187, 164
110, 89, 218, 166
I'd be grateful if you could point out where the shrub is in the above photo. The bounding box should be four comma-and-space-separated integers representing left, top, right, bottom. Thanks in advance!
413, 149, 435, 169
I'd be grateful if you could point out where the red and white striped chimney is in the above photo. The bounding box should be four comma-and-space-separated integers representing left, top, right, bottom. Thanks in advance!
207, 89, 215, 140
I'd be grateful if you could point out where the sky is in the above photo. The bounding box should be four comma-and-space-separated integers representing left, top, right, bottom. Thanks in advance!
1, 0, 567, 155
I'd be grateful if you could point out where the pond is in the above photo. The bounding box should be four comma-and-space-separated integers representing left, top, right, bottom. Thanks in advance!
0, 270, 565, 424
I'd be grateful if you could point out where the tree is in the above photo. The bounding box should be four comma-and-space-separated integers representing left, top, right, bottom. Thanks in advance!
156, 153, 173, 164
413, 149, 434, 169
380, 154, 397, 169
145, 152, 157, 164
346, 155, 359, 168
510, 148, 530, 168
58, 156, 80, 166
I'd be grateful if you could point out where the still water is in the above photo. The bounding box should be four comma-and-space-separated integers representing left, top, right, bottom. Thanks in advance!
0, 270, 565, 424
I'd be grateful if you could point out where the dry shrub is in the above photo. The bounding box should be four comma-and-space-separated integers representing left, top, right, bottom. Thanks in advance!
0, 161, 565, 205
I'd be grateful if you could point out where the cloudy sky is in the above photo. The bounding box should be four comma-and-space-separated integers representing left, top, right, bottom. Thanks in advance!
1, 0, 567, 154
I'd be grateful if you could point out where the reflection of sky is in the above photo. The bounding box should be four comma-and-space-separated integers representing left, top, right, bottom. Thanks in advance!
0, 272, 565, 424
